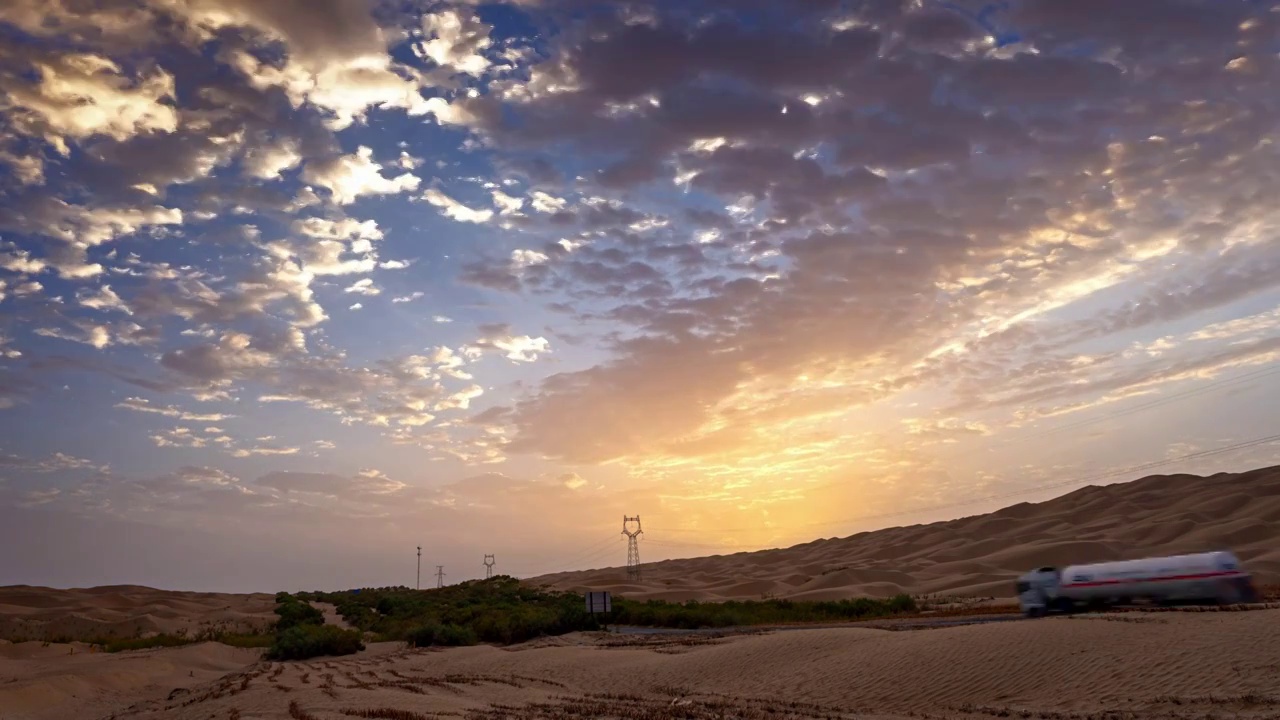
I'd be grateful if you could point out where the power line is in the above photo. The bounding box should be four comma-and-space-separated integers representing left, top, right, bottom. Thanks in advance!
507, 534, 619, 578
1016, 364, 1280, 442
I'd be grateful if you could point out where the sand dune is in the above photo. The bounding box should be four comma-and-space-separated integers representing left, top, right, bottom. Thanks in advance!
6, 609, 1275, 720
530, 465, 1280, 601
0, 585, 277, 642
5, 465, 1280, 718
0, 640, 263, 720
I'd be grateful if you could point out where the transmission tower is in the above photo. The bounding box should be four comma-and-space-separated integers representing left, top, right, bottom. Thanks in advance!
435, 565, 445, 589
483, 554, 495, 579
622, 515, 643, 581
416, 546, 422, 590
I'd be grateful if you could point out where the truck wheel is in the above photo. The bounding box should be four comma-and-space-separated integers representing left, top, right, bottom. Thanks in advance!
1052, 597, 1075, 614
1024, 607, 1044, 619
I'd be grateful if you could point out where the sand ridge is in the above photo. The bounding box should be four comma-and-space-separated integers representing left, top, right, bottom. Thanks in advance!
529, 465, 1280, 601
0, 585, 277, 642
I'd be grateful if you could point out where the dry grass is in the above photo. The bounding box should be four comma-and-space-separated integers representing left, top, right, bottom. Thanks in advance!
460, 692, 856, 720
288, 699, 319, 720
593, 633, 747, 653
1149, 692, 1280, 706
950, 692, 1280, 719
342, 709, 461, 719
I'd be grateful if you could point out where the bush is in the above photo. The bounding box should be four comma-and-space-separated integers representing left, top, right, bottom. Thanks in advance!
267, 624, 365, 661
275, 598, 325, 631
293, 577, 915, 647
406, 622, 478, 647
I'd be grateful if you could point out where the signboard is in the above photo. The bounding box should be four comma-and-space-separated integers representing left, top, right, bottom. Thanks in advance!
585, 591, 612, 614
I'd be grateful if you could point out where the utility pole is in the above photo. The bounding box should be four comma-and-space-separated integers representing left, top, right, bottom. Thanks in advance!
622, 515, 643, 581
416, 546, 422, 590
435, 565, 445, 589
483, 554, 495, 579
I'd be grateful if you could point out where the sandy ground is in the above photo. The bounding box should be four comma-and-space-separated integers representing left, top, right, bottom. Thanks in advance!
0, 585, 277, 642
5, 466, 1280, 718
530, 465, 1280, 601
2, 608, 1278, 720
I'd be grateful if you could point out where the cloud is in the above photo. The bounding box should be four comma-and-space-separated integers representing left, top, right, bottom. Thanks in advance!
3, 0, 1280, 587
559, 472, 588, 490
464, 323, 551, 363
116, 396, 234, 422
2, 52, 179, 148
344, 278, 381, 296
301, 147, 422, 205
256, 468, 404, 495
416, 9, 494, 77
423, 188, 494, 224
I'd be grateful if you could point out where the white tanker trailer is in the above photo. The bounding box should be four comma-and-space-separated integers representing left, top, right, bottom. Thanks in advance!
1016, 550, 1259, 617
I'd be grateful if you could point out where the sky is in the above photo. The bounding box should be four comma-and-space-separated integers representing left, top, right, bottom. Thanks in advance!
2, 0, 1280, 593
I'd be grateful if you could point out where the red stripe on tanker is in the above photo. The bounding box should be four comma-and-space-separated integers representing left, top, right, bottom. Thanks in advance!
1061, 569, 1242, 588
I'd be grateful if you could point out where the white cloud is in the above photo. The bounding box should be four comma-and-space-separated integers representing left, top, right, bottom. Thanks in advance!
77, 285, 131, 314
242, 137, 302, 180
415, 9, 493, 76
344, 278, 381, 296
301, 147, 421, 205
393, 291, 425, 303
529, 191, 567, 213
423, 188, 494, 224
116, 397, 233, 422
35, 322, 112, 349
397, 151, 423, 170
230, 446, 300, 458
492, 189, 525, 215
4, 53, 178, 148
465, 326, 551, 363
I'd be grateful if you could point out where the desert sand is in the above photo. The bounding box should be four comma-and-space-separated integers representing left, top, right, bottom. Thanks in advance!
530, 465, 1280, 601
5, 465, 1280, 719
0, 585, 277, 642
5, 609, 1280, 719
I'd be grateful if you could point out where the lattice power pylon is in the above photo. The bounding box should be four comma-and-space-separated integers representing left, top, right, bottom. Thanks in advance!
622, 515, 643, 580
483, 554, 495, 579
435, 565, 445, 589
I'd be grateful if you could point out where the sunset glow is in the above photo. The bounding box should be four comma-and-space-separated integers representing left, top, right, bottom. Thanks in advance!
2, 0, 1279, 591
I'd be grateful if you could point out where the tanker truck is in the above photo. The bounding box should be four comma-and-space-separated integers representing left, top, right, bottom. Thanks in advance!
1016, 550, 1259, 617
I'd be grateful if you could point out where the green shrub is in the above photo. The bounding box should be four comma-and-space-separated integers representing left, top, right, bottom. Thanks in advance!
292, 577, 915, 647
406, 622, 478, 647
275, 598, 325, 631
267, 624, 365, 660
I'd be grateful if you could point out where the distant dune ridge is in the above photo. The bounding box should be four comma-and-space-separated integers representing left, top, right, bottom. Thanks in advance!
527, 465, 1280, 601
0, 585, 277, 642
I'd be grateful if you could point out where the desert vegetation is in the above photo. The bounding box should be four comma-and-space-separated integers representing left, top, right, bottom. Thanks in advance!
295, 576, 919, 648
266, 593, 365, 660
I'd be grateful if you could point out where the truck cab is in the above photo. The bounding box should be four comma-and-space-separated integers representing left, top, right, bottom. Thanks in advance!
1016, 566, 1062, 617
